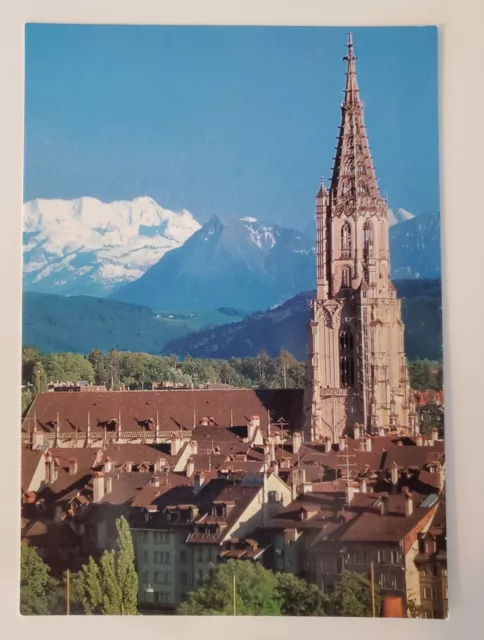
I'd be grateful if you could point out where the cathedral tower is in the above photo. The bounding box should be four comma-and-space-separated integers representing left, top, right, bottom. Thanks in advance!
304, 33, 417, 442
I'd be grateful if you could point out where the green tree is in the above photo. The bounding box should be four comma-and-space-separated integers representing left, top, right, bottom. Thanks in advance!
20, 542, 57, 615
22, 346, 41, 385
75, 556, 103, 614
327, 570, 381, 617
275, 572, 327, 616
42, 352, 94, 383
32, 361, 48, 394
178, 560, 281, 616
76, 517, 138, 615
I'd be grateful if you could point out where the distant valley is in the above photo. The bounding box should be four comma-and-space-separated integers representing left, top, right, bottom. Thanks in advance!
23, 280, 442, 361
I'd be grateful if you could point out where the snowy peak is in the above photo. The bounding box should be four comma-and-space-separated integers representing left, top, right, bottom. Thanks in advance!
388, 207, 415, 227
23, 196, 201, 296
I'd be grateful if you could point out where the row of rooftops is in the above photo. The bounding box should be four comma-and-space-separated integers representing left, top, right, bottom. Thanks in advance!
21, 388, 443, 435
21, 408, 446, 555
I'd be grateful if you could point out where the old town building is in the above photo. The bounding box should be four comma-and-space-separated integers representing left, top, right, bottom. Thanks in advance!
304, 33, 415, 442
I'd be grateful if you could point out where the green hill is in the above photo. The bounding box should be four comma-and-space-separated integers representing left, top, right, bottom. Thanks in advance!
162, 280, 443, 362
22, 292, 245, 354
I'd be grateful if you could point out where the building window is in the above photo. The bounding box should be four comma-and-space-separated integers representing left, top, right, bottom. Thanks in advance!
164, 532, 171, 544
348, 551, 358, 563
154, 551, 163, 564
341, 265, 352, 288
143, 551, 149, 564
165, 552, 171, 565
379, 573, 386, 588
377, 550, 384, 564
390, 575, 397, 589
424, 587, 432, 599
180, 551, 188, 564
363, 221, 373, 257
268, 490, 279, 503
181, 572, 188, 586
341, 222, 352, 256
143, 570, 149, 583
390, 550, 400, 565
196, 547, 204, 562
155, 532, 163, 544
142, 531, 149, 543
339, 326, 355, 388
197, 569, 204, 585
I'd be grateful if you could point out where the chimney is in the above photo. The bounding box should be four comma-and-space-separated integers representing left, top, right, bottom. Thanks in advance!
427, 436, 434, 447
292, 432, 302, 455
339, 436, 346, 452
171, 434, 182, 456
324, 437, 332, 453
302, 482, 313, 494
416, 434, 423, 447
365, 436, 372, 452
380, 493, 389, 516
125, 461, 133, 473
438, 466, 445, 492
190, 440, 198, 455
431, 427, 439, 442
194, 472, 205, 495
247, 418, 258, 442
32, 429, 44, 449
45, 454, 56, 484
93, 473, 105, 503
151, 475, 160, 488
378, 426, 386, 437
186, 457, 195, 478
359, 477, 367, 494
272, 460, 279, 477
105, 475, 113, 494
353, 423, 361, 440
390, 464, 399, 486
269, 436, 276, 462
104, 456, 113, 473
404, 490, 414, 517
69, 458, 78, 476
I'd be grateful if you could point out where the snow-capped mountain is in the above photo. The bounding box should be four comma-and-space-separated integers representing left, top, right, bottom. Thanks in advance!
23, 196, 201, 296
111, 216, 316, 311
388, 207, 415, 227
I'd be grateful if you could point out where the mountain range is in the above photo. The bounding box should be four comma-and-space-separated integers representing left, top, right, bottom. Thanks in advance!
23, 197, 442, 311
23, 196, 200, 297
111, 215, 316, 311
22, 280, 442, 361
162, 279, 443, 362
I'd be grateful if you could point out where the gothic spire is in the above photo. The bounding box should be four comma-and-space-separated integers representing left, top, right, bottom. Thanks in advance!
330, 33, 380, 203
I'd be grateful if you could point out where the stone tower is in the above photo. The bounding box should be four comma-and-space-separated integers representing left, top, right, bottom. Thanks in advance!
303, 33, 417, 442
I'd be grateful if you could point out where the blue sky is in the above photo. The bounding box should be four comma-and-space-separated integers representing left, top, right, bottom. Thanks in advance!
24, 25, 439, 230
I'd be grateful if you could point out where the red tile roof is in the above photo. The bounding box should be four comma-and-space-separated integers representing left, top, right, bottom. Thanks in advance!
22, 389, 303, 434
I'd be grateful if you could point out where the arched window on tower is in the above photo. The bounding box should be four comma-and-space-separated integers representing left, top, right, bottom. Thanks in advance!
341, 222, 352, 257
341, 265, 352, 288
363, 221, 373, 258
339, 326, 355, 388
